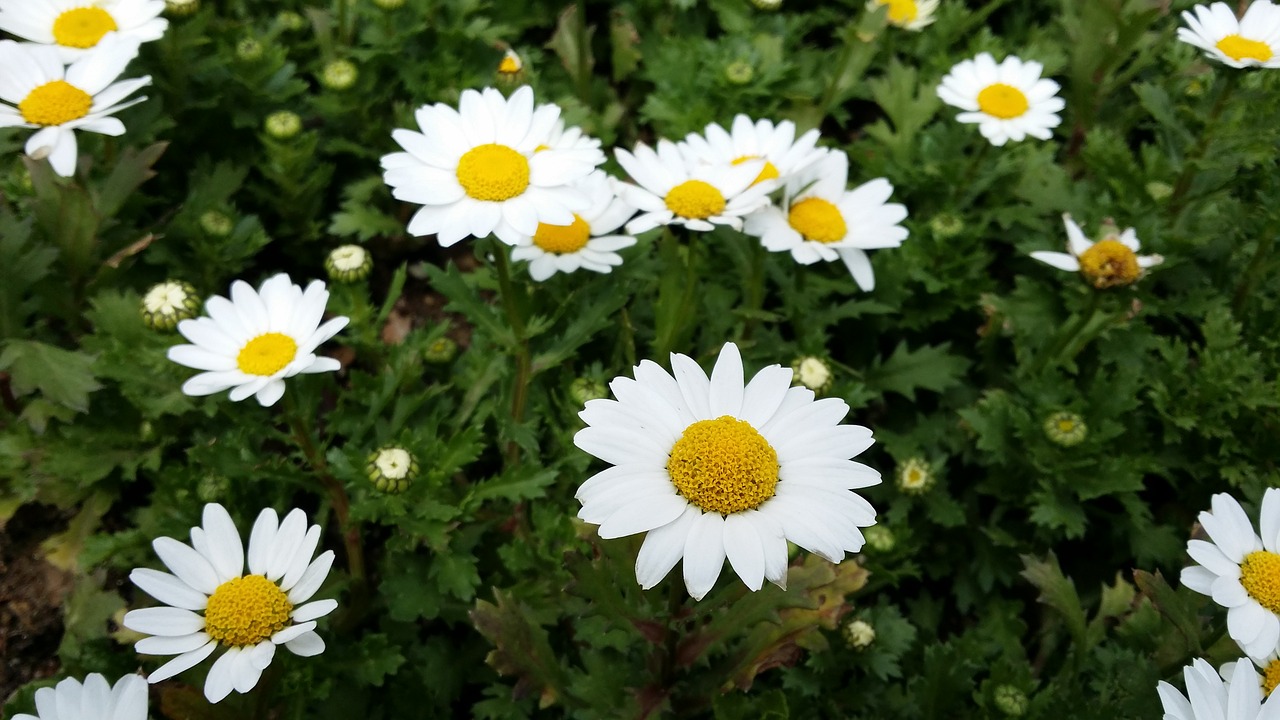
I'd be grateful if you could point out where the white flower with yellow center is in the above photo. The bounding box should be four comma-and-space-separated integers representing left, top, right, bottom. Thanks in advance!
511, 171, 638, 281
681, 114, 825, 187
539, 114, 606, 168
867, 0, 939, 30
1030, 214, 1163, 289
0, 0, 167, 62
123, 503, 337, 703
1220, 654, 1280, 699
574, 342, 881, 600
167, 273, 349, 407
1160, 658, 1280, 719
381, 86, 597, 247
1180, 491, 1280, 661
936, 52, 1064, 146
743, 150, 907, 292
13, 673, 147, 720
614, 139, 774, 234
0, 36, 150, 177
1178, 2, 1280, 69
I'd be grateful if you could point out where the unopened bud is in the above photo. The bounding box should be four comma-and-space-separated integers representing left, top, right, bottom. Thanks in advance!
321, 59, 358, 91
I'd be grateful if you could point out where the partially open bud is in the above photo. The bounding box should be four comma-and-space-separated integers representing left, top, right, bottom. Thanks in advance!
792, 356, 832, 394
367, 446, 418, 493
142, 280, 201, 331
325, 245, 373, 283
424, 337, 459, 364
1043, 411, 1087, 447
843, 618, 875, 649
895, 457, 934, 495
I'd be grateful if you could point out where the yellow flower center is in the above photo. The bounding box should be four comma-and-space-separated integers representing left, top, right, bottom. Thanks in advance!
498, 55, 522, 74
203, 575, 293, 647
18, 81, 93, 126
532, 214, 591, 254
787, 198, 848, 244
52, 7, 118, 49
1217, 34, 1273, 63
1057, 419, 1075, 433
236, 333, 298, 376
977, 83, 1030, 119
731, 155, 780, 186
667, 416, 779, 515
1078, 239, 1140, 289
878, 0, 919, 23
665, 180, 726, 220
455, 143, 530, 202
1265, 659, 1280, 697
1241, 551, 1280, 615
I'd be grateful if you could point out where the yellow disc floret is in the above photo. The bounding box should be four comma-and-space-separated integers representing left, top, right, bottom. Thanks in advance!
52, 7, 118, 48
236, 333, 298, 376
666, 416, 779, 515
18, 81, 93, 126
1264, 659, 1280, 697
1240, 551, 1280, 615
879, 0, 919, 24
1078, 239, 1140, 289
731, 155, 780, 186
533, 214, 591, 254
1217, 35, 1273, 63
788, 198, 848, 244
665, 180, 726, 220
456, 143, 531, 201
977, 83, 1030, 119
203, 575, 293, 647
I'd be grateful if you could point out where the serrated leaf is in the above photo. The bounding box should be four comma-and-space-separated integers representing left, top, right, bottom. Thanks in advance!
0, 340, 101, 416
1020, 552, 1087, 648
865, 341, 969, 400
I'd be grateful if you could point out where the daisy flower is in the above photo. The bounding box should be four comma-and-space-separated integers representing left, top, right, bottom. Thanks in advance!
0, 0, 167, 63
1030, 213, 1163, 289
1178, 2, 1280, 69
867, 0, 939, 31
0, 36, 150, 177
1159, 658, 1280, 719
12, 673, 147, 720
511, 171, 638, 281
381, 85, 598, 247
539, 113, 607, 168
1219, 654, 1280, 698
615, 139, 774, 234
1180, 490, 1280, 661
166, 273, 349, 407
743, 150, 908, 291
574, 342, 882, 600
936, 52, 1065, 146
681, 114, 826, 187
497, 48, 523, 76
123, 503, 338, 703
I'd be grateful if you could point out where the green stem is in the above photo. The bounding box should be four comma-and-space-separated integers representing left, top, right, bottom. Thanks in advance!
1026, 292, 1103, 376
335, 0, 352, 46
739, 241, 768, 343
572, 1, 592, 107
491, 248, 532, 464
951, 142, 992, 206
1231, 233, 1276, 316
1169, 71, 1239, 212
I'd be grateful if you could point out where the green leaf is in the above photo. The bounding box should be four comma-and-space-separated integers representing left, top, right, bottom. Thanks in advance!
0, 340, 102, 416
1019, 552, 1087, 649
93, 142, 168, 219
347, 633, 407, 687
865, 342, 969, 400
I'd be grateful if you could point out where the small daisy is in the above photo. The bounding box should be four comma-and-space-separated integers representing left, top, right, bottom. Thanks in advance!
123, 503, 338, 703
13, 673, 147, 720
497, 48, 523, 76
682, 114, 826, 187
381, 86, 598, 247
167, 273, 349, 407
936, 52, 1065, 146
895, 457, 934, 494
574, 342, 882, 600
0, 36, 150, 177
1178, 1, 1280, 69
1220, 654, 1280, 698
1180, 490, 1280, 661
1159, 658, 1280, 719
1030, 214, 1163, 289
867, 0, 939, 31
511, 171, 638, 281
614, 139, 774, 234
743, 150, 908, 292
0, 0, 167, 62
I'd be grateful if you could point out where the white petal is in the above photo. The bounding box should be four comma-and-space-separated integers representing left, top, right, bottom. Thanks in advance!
122, 607, 206, 637
682, 512, 727, 601
146, 641, 216, 683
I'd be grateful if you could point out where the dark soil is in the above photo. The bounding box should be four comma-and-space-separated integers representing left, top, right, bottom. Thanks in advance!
0, 503, 72, 702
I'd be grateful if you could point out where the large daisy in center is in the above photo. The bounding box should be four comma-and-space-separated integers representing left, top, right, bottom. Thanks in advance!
381, 86, 598, 247
574, 342, 881, 600
0, 0, 167, 62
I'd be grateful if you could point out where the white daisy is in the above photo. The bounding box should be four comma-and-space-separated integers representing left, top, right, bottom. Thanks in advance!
1180, 490, 1280, 661
867, 0, 939, 31
123, 503, 338, 703
1030, 213, 1163, 289
511, 171, 638, 281
936, 52, 1065, 146
167, 273, 349, 408
681, 114, 826, 187
539, 113, 607, 169
0, 0, 167, 62
743, 150, 908, 292
1159, 658, 1280, 719
614, 139, 774, 234
13, 673, 147, 720
381, 86, 598, 247
0, 36, 150, 177
573, 341, 882, 600
1219, 654, 1280, 699
1178, 1, 1280, 69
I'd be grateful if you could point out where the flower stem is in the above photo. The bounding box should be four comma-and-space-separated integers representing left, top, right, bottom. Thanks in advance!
491, 246, 533, 464
740, 240, 768, 343
1169, 71, 1239, 212
1025, 291, 1104, 376
1231, 232, 1276, 316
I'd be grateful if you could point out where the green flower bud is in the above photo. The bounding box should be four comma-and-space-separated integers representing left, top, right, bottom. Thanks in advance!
1043, 411, 1087, 447
863, 525, 895, 552
164, 0, 200, 16
141, 280, 201, 331
264, 110, 302, 140
896, 457, 934, 495
570, 377, 608, 405
423, 337, 459, 364
235, 38, 264, 62
276, 11, 305, 31
321, 59, 358, 91
791, 356, 832, 394
367, 446, 418, 493
993, 686, 1029, 717
843, 618, 875, 649
325, 245, 373, 283
929, 212, 964, 239
199, 210, 234, 238
724, 60, 754, 85
1145, 182, 1173, 202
